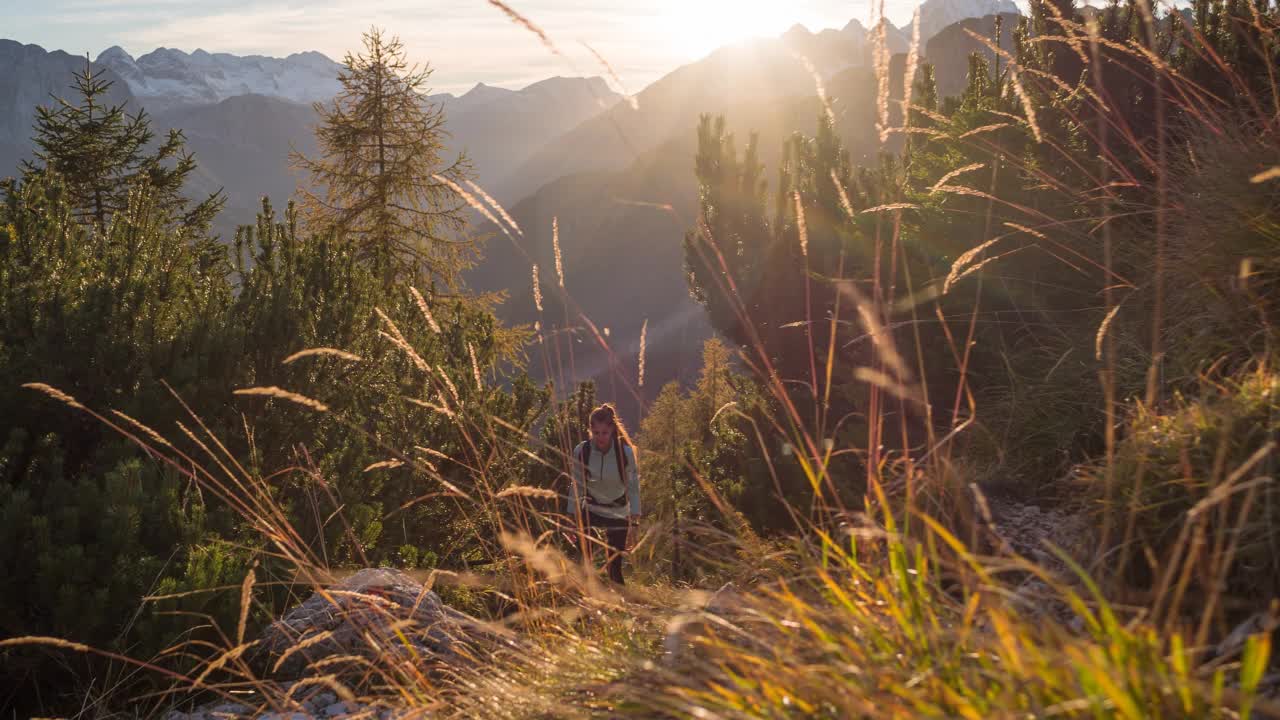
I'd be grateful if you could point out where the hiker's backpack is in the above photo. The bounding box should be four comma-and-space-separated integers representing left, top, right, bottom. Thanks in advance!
576, 437, 630, 509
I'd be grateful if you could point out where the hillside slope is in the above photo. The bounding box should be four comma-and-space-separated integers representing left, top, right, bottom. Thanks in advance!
490, 33, 888, 205
0, 40, 135, 179
470, 66, 896, 415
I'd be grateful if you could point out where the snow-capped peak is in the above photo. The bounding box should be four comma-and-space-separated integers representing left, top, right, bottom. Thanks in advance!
94, 46, 344, 111
96, 45, 134, 64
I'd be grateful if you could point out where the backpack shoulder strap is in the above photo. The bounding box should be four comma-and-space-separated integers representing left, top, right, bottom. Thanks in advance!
577, 441, 591, 478
614, 436, 629, 504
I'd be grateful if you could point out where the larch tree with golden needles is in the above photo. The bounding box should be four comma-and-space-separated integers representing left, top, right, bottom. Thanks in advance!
294, 28, 476, 287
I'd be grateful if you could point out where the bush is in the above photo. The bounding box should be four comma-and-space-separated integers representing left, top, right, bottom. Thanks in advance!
1081, 366, 1280, 615
1161, 117, 1280, 381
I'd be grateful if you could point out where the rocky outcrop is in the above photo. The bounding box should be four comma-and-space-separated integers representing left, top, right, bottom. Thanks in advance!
164, 689, 392, 720
252, 567, 512, 680
916, 0, 1020, 44
166, 568, 514, 720
925, 12, 1022, 100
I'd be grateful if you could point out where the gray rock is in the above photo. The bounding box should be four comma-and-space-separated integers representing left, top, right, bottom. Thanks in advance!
299, 690, 337, 712
253, 567, 511, 680
204, 703, 253, 718
1212, 610, 1278, 662
323, 701, 360, 717
704, 581, 744, 616
170, 683, 423, 720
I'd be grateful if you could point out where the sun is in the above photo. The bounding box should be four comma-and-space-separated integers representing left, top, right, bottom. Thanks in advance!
665, 0, 804, 59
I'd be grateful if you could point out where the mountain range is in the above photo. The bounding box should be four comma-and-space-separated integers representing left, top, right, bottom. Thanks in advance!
0, 44, 619, 237
141, 77, 621, 239
95, 45, 344, 113
0, 0, 1027, 410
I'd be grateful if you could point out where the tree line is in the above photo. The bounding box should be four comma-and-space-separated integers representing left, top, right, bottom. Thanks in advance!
0, 29, 548, 711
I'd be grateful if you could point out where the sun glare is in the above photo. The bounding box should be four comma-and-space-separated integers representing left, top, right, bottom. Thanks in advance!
666, 0, 804, 59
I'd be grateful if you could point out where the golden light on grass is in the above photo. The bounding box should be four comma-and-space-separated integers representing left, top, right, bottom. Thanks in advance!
792, 52, 835, 129
436, 365, 461, 403
860, 202, 920, 214
1007, 65, 1043, 143
374, 307, 408, 344
793, 192, 808, 257
486, 0, 562, 56
855, 367, 924, 405
959, 123, 1013, 139
432, 173, 507, 237
873, 14, 891, 144
409, 286, 443, 334
496, 485, 559, 500
639, 318, 648, 388
414, 445, 452, 463
236, 564, 256, 646
364, 459, 406, 472
958, 28, 1043, 143
233, 387, 330, 413
22, 382, 84, 409
902, 9, 921, 127
192, 642, 251, 686
532, 264, 543, 312
407, 395, 456, 418
0, 636, 90, 652
282, 347, 364, 364
1250, 167, 1280, 183
377, 330, 429, 372
1003, 221, 1048, 241
285, 675, 357, 703
582, 41, 639, 111
109, 409, 174, 449
832, 169, 856, 218
1095, 304, 1123, 361
553, 216, 564, 287
946, 235, 1009, 293
467, 342, 483, 389
375, 307, 429, 372
466, 179, 522, 236
931, 162, 986, 194
841, 284, 909, 380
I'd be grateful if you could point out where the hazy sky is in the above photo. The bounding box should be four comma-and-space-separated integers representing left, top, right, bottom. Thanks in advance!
5, 0, 922, 94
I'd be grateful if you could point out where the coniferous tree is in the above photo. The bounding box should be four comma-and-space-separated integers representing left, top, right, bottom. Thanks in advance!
684, 115, 771, 353
21, 59, 222, 230
294, 28, 475, 287
0, 174, 242, 712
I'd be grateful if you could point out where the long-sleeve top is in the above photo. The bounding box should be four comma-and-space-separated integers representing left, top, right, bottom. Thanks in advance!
566, 440, 640, 520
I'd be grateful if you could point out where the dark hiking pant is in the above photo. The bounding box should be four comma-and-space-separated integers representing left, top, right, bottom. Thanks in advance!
585, 511, 630, 585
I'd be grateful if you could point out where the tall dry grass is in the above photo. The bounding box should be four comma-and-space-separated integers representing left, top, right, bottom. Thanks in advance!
9, 0, 1280, 717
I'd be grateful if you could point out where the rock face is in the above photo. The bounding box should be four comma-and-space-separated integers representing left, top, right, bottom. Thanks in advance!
916, 0, 1021, 44
925, 13, 1022, 100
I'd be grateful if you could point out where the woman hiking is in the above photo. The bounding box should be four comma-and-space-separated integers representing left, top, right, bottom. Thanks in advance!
566, 403, 641, 585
